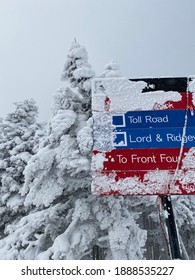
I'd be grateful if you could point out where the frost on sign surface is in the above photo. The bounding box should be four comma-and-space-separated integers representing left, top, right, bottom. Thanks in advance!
91, 76, 195, 196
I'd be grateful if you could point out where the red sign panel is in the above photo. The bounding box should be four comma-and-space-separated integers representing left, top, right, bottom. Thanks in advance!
92, 77, 195, 195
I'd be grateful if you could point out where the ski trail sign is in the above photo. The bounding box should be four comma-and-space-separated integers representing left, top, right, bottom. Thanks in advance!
91, 76, 195, 195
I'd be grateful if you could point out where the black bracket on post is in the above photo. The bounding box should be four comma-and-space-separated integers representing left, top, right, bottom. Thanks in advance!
159, 195, 182, 259
92, 245, 100, 260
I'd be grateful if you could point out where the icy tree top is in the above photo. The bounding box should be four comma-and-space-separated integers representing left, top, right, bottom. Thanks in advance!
101, 59, 121, 78
5, 99, 38, 126
61, 41, 95, 93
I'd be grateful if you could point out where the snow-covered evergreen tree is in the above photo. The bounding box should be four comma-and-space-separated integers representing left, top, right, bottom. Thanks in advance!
0, 99, 40, 238
0, 42, 147, 260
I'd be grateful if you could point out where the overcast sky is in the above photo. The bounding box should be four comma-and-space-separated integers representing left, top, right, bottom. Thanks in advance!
0, 0, 195, 121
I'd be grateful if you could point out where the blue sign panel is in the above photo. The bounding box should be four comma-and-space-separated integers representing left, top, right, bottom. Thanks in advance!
113, 127, 195, 149
112, 110, 195, 129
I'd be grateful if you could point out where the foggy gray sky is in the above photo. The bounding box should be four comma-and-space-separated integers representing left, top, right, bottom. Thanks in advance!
0, 0, 195, 121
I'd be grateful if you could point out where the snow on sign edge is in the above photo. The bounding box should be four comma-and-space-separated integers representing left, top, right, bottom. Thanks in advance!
91, 77, 182, 113
91, 76, 195, 196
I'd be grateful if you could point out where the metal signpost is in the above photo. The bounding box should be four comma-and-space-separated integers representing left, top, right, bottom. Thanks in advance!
159, 195, 181, 259
91, 76, 195, 259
